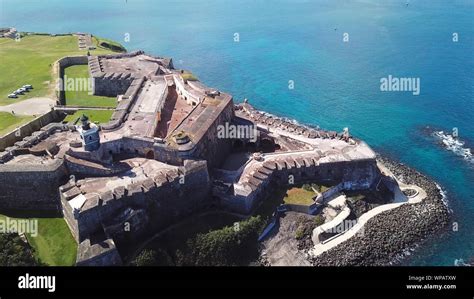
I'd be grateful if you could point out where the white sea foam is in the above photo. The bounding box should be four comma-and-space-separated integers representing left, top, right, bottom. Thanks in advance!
388, 244, 419, 265
432, 131, 474, 164
454, 258, 471, 266
435, 183, 451, 212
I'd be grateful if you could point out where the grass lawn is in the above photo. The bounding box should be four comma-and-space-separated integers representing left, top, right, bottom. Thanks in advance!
0, 34, 116, 106
63, 109, 114, 124
93, 36, 127, 52
64, 65, 117, 107
0, 214, 77, 266
0, 112, 35, 137
180, 71, 198, 82
283, 187, 315, 206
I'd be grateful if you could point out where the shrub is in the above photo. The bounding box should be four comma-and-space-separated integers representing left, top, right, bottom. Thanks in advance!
131, 248, 174, 266
131, 249, 157, 266
0, 234, 40, 266
295, 227, 305, 240
314, 215, 325, 226
180, 216, 265, 266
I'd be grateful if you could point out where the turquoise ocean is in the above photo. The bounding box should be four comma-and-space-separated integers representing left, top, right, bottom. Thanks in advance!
0, 0, 473, 265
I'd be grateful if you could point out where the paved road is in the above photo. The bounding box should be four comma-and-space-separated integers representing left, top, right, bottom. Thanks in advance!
0, 97, 56, 115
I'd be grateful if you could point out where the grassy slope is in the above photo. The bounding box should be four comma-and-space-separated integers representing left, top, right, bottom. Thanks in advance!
63, 109, 114, 124
0, 214, 77, 266
0, 112, 34, 136
0, 34, 117, 133
64, 65, 117, 107
0, 34, 113, 106
94, 36, 127, 52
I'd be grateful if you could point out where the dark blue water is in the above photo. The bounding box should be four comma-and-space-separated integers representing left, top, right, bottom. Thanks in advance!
1, 0, 473, 266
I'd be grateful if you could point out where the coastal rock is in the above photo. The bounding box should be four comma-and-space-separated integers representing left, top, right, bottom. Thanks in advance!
309, 156, 450, 266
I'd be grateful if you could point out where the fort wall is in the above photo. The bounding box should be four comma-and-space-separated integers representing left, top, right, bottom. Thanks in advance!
0, 159, 68, 212
174, 75, 202, 105
61, 159, 211, 245
186, 99, 235, 168
226, 158, 379, 214
0, 110, 64, 152
56, 56, 89, 105
101, 77, 145, 131
75, 238, 122, 266
88, 52, 146, 97
92, 73, 135, 97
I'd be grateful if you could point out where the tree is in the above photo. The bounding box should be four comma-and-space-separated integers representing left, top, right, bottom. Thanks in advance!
181, 216, 265, 266
131, 249, 157, 266
0, 233, 40, 266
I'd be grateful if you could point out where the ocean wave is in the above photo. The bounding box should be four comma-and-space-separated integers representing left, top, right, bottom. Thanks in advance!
432, 131, 474, 164
435, 183, 452, 212
388, 244, 419, 265
454, 258, 471, 266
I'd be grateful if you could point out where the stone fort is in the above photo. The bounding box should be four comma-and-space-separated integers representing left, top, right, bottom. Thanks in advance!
0, 50, 379, 265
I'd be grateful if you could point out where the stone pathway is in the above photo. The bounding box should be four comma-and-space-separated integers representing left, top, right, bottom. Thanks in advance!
309, 161, 427, 257
77, 33, 93, 50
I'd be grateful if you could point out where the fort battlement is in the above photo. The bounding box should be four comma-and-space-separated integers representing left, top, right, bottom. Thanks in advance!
60, 159, 210, 244
218, 148, 377, 213
0, 43, 383, 266
236, 103, 353, 142
101, 77, 145, 131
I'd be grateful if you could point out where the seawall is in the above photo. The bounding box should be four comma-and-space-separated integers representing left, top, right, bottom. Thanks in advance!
309, 156, 450, 266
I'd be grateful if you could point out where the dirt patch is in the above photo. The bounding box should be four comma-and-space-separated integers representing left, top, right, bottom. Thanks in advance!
260, 212, 313, 266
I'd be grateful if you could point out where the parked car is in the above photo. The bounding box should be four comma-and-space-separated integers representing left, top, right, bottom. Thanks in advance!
23, 84, 33, 89
18, 87, 28, 93
15, 89, 24, 95
8, 93, 18, 98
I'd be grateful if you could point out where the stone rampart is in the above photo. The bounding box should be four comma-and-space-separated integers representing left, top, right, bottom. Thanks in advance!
0, 159, 68, 212
226, 157, 379, 214
185, 99, 235, 168
76, 238, 122, 266
101, 77, 144, 131
88, 51, 146, 97
61, 159, 210, 244
56, 56, 89, 105
174, 75, 202, 105
0, 110, 64, 152
92, 72, 135, 97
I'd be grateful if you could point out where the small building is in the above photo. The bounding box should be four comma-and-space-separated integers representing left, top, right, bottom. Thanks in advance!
77, 114, 100, 151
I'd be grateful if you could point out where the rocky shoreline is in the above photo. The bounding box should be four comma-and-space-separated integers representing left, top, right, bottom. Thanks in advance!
308, 155, 450, 266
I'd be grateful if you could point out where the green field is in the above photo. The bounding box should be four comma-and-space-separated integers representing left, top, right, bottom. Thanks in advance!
0, 214, 77, 266
0, 34, 117, 106
63, 65, 117, 107
64, 109, 114, 124
0, 112, 34, 137
94, 36, 127, 52
283, 187, 315, 206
